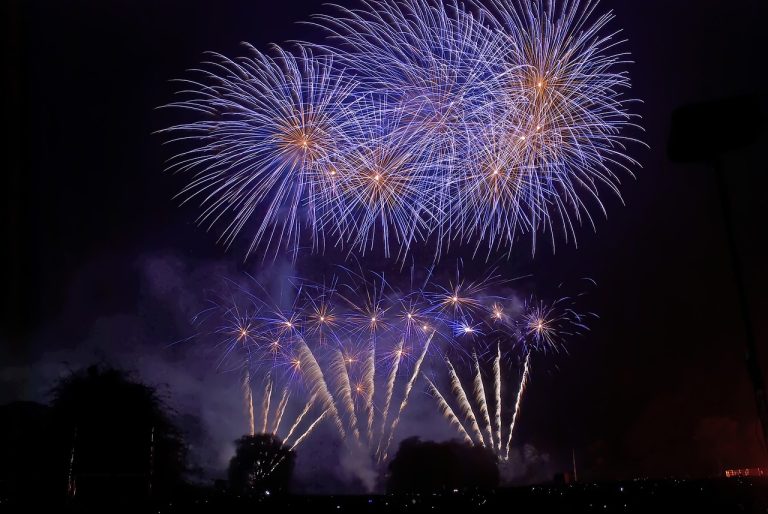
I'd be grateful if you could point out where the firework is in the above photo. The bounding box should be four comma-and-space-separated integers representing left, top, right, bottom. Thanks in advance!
315, 0, 508, 256
446, 357, 485, 446
425, 376, 472, 444
473, 0, 643, 254
243, 367, 255, 436
162, 0, 641, 262
471, 352, 495, 447
504, 352, 531, 459
198, 268, 590, 469
427, 290, 588, 460
428, 350, 530, 460
240, 372, 327, 459
380, 330, 434, 461
160, 45, 359, 259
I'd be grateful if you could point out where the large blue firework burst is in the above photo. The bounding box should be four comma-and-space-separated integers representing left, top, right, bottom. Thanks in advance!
161, 0, 642, 262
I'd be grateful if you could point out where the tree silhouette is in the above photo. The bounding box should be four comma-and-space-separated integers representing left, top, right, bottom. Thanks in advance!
228, 434, 295, 495
387, 437, 499, 493
50, 365, 186, 501
0, 401, 57, 499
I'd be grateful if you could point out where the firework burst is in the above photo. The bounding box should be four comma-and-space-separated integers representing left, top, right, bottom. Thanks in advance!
161, 0, 642, 262
160, 45, 359, 258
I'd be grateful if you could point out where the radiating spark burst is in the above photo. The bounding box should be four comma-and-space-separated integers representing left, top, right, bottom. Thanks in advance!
324, 99, 439, 259
160, 45, 359, 259
315, 0, 507, 256
162, 0, 642, 262
472, 0, 644, 255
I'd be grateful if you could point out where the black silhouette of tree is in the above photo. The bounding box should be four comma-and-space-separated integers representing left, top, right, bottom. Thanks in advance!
0, 401, 57, 499
50, 365, 186, 501
387, 437, 499, 493
228, 434, 295, 495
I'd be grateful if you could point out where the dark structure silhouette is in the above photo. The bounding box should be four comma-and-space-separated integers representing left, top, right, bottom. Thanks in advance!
386, 437, 499, 493
668, 94, 768, 453
50, 365, 186, 502
227, 434, 295, 495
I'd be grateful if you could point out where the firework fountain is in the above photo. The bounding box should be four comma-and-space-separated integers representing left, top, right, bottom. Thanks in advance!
198, 266, 592, 482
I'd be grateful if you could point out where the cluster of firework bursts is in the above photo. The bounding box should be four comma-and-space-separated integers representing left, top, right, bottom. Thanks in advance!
159, 0, 641, 486
194, 267, 592, 470
160, 0, 642, 261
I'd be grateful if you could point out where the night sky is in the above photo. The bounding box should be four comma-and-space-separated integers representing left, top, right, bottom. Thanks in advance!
4, 0, 768, 486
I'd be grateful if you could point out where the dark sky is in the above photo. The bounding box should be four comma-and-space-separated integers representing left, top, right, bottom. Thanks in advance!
4, 0, 768, 484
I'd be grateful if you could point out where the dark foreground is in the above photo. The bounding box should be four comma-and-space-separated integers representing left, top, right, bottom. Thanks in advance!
2, 478, 767, 513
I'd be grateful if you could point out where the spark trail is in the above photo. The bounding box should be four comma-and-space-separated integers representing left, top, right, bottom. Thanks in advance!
472, 352, 495, 448
291, 409, 330, 450
376, 339, 403, 457
333, 348, 361, 441
429, 351, 535, 461
243, 366, 255, 436
284, 394, 316, 443
261, 375, 273, 434
382, 331, 433, 460
425, 375, 472, 444
505, 352, 531, 459
363, 341, 376, 444
446, 357, 485, 446
494, 346, 502, 452
297, 340, 347, 438
271, 387, 291, 435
